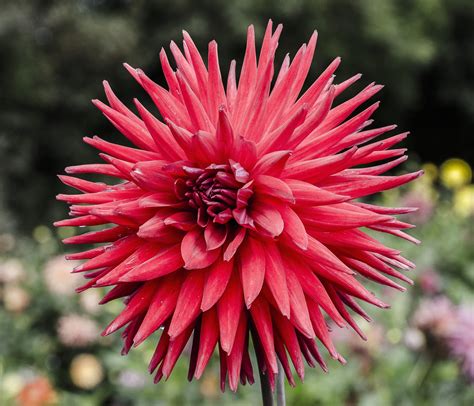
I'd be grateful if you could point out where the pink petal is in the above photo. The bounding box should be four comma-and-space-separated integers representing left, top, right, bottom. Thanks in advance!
254, 175, 295, 203
250, 201, 284, 238
239, 237, 266, 308
264, 244, 290, 318
204, 222, 228, 250
223, 227, 246, 261
194, 308, 219, 378
181, 228, 221, 270
249, 296, 278, 375
217, 271, 244, 353
201, 259, 234, 311
133, 274, 183, 346
280, 206, 308, 250
168, 270, 206, 338
119, 243, 183, 282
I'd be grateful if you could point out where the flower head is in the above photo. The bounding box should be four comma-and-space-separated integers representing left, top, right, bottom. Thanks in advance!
56, 21, 421, 391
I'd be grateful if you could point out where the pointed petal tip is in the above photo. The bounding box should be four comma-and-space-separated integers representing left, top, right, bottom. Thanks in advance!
123, 62, 136, 73
101, 325, 113, 337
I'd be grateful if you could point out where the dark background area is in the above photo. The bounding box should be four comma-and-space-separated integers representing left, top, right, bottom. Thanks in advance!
1, 2, 473, 405
0, 0, 473, 232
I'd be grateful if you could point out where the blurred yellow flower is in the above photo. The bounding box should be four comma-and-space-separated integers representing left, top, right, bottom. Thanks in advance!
453, 185, 474, 217
421, 162, 438, 183
33, 225, 53, 244
69, 354, 104, 389
1, 372, 25, 397
440, 158, 472, 189
387, 328, 402, 344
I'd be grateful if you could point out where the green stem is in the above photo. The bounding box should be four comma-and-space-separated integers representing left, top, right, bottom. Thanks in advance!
276, 361, 286, 406
259, 368, 274, 406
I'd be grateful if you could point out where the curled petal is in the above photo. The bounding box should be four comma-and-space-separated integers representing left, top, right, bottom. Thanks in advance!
181, 229, 221, 270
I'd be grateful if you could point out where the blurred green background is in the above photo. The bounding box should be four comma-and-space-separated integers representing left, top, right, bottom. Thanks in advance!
0, 0, 473, 405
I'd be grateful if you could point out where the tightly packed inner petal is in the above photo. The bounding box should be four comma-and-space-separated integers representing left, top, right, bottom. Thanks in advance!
175, 162, 252, 227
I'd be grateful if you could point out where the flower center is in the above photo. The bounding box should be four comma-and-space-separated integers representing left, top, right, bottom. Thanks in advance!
174, 161, 254, 228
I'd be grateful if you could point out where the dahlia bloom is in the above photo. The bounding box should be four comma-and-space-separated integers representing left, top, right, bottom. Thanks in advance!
56, 21, 421, 391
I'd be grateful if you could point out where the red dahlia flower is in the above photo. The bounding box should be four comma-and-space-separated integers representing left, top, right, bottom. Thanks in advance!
56, 21, 422, 391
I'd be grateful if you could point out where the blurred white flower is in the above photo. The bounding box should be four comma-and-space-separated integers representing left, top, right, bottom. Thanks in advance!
57, 314, 99, 347
0, 258, 25, 284
79, 289, 101, 314
43, 256, 81, 296
404, 327, 425, 351
117, 370, 147, 389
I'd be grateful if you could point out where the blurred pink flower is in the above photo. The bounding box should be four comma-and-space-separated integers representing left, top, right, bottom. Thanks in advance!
57, 314, 100, 347
400, 190, 434, 225
412, 296, 456, 338
418, 268, 441, 295
448, 304, 474, 382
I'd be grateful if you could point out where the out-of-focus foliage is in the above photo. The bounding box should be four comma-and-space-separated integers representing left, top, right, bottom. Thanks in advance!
0, 0, 473, 232
1, 159, 473, 405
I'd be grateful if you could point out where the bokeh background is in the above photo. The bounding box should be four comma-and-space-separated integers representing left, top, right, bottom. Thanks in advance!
0, 0, 473, 405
